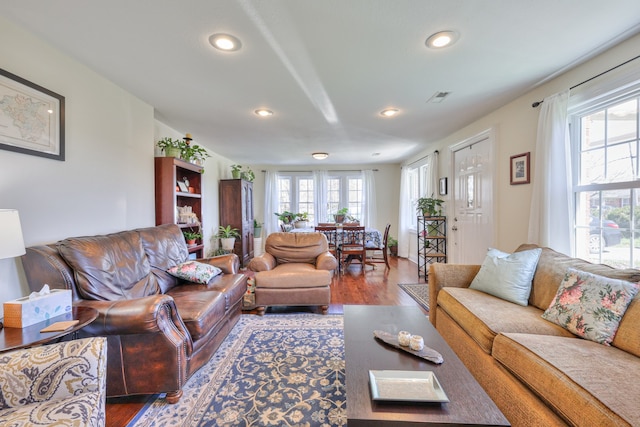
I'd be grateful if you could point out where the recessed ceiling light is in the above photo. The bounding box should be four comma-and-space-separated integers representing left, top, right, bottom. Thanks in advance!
380, 108, 399, 117
425, 31, 459, 49
209, 33, 242, 51
254, 109, 273, 117
312, 152, 329, 160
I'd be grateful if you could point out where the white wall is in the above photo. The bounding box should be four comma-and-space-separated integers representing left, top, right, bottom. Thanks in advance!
0, 17, 156, 315
404, 32, 640, 257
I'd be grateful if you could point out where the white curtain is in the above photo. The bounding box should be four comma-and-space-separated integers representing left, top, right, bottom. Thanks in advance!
362, 169, 376, 228
398, 166, 411, 258
263, 170, 280, 236
427, 151, 438, 198
313, 170, 328, 223
527, 90, 573, 255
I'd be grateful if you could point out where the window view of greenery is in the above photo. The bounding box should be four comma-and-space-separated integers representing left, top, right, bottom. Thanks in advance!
574, 95, 640, 268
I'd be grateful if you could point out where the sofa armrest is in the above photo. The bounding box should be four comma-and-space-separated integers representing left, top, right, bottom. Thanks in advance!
316, 251, 338, 271
428, 263, 481, 325
0, 337, 107, 410
247, 253, 277, 272
197, 253, 240, 274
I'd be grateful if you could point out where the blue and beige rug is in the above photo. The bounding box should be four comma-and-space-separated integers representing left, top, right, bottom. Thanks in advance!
128, 314, 346, 427
398, 283, 430, 311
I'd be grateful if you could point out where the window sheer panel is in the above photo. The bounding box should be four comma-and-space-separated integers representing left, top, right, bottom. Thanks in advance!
298, 177, 315, 223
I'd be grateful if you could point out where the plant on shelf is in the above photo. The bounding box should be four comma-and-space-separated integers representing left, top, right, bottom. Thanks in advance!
156, 137, 185, 158
230, 165, 255, 182
217, 225, 240, 251
274, 211, 296, 224
182, 144, 210, 165
182, 230, 202, 246
416, 196, 444, 217
253, 219, 263, 237
334, 207, 349, 223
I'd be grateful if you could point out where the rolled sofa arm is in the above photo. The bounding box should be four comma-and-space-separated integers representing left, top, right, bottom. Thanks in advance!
316, 252, 338, 271
0, 337, 107, 420
428, 263, 481, 325
247, 253, 277, 272
197, 253, 240, 274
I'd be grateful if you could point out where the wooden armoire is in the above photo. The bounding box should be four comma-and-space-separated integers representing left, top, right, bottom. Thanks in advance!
219, 179, 254, 266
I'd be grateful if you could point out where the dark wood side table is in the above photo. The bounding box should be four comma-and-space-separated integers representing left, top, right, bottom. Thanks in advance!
0, 306, 98, 354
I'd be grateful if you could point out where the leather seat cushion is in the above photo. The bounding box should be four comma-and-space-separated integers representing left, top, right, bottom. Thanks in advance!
170, 290, 226, 341
57, 230, 159, 301
168, 273, 247, 311
265, 232, 328, 264
494, 333, 640, 426
438, 287, 574, 354
255, 263, 331, 288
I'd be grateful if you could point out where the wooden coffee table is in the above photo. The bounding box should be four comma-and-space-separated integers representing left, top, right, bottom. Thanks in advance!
344, 305, 509, 426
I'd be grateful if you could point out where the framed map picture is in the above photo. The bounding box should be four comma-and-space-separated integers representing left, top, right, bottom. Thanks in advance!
0, 68, 65, 161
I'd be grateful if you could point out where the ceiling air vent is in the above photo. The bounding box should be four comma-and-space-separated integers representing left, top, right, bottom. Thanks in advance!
427, 91, 451, 103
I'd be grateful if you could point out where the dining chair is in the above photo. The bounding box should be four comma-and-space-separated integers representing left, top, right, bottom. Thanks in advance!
337, 226, 368, 273
366, 223, 391, 269
315, 226, 338, 257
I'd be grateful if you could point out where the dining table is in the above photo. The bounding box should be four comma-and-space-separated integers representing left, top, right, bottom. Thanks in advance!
290, 226, 382, 248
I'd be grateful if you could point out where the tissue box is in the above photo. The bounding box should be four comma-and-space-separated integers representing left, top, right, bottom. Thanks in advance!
3, 289, 72, 328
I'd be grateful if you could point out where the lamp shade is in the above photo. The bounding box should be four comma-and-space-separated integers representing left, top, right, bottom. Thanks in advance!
0, 209, 26, 259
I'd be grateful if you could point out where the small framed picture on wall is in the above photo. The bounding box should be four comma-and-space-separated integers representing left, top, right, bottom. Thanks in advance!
510, 152, 530, 185
439, 177, 448, 196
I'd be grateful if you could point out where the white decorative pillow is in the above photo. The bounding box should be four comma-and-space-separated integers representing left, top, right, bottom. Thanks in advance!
542, 268, 639, 345
167, 261, 222, 284
469, 247, 542, 306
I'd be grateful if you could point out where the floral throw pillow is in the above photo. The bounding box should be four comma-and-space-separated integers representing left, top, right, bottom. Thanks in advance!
167, 261, 222, 284
542, 268, 640, 345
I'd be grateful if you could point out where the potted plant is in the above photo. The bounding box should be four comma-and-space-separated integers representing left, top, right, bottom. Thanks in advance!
217, 225, 240, 251
294, 212, 309, 228
387, 236, 398, 256
416, 196, 444, 217
182, 230, 202, 246
182, 144, 210, 165
334, 207, 349, 224
254, 219, 263, 237
240, 168, 255, 182
231, 164, 243, 179
156, 137, 184, 158
274, 211, 296, 224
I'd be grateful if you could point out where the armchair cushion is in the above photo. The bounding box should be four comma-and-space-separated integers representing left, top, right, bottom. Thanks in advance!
264, 232, 329, 264
254, 263, 332, 288
0, 337, 107, 427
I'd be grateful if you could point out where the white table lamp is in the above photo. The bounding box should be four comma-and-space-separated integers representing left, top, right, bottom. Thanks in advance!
0, 209, 26, 259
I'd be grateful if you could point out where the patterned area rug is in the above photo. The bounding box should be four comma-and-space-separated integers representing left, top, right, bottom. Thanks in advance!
128, 314, 346, 427
398, 283, 430, 311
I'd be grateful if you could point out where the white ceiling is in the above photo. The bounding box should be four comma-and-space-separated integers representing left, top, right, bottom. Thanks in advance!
2, 1, 640, 165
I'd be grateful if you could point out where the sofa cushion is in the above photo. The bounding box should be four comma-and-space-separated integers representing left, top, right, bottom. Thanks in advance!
264, 232, 329, 264
255, 263, 331, 289
542, 268, 639, 345
612, 296, 640, 357
516, 244, 640, 310
469, 247, 542, 306
137, 224, 189, 293
170, 290, 226, 341
438, 287, 574, 354
168, 261, 222, 284
58, 231, 159, 301
493, 333, 640, 426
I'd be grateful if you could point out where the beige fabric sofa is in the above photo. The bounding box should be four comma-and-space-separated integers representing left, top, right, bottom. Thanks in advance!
0, 337, 107, 427
248, 232, 338, 314
429, 244, 640, 426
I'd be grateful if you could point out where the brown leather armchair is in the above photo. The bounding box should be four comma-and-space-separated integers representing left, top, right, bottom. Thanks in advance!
21, 224, 247, 403
247, 232, 338, 315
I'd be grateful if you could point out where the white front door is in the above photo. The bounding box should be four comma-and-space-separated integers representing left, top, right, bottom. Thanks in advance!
450, 130, 495, 264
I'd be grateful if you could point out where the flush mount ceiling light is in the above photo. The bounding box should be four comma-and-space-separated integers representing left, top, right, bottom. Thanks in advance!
209, 33, 242, 51
254, 109, 273, 117
312, 152, 329, 160
425, 31, 459, 49
380, 108, 399, 117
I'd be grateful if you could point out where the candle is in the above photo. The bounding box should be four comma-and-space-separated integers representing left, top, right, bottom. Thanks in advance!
398, 331, 412, 346
410, 335, 424, 351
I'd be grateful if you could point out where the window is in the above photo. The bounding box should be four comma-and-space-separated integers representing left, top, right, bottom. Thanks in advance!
572, 91, 640, 268
277, 172, 363, 224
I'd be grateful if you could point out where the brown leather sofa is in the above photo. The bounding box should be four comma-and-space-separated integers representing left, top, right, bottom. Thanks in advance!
21, 224, 247, 403
247, 232, 337, 315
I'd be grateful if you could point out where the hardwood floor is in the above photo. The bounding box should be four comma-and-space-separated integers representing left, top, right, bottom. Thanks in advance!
105, 256, 422, 426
